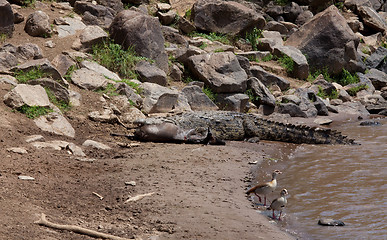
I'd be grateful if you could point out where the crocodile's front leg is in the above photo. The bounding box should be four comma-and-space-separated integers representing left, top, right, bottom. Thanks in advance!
242, 118, 262, 142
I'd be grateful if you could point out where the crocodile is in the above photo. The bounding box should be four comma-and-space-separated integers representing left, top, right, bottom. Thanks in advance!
133, 111, 357, 144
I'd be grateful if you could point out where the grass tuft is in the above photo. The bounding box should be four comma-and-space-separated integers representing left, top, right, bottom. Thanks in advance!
14, 67, 48, 83
17, 105, 53, 119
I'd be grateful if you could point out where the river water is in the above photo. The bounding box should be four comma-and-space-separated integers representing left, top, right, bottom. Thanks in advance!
253, 117, 387, 240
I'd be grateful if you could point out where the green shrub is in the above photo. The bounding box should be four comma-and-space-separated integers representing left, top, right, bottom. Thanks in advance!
0, 33, 7, 43
347, 84, 368, 96
199, 42, 208, 50
277, 55, 294, 74
14, 67, 48, 83
307, 67, 333, 82
203, 87, 217, 102
245, 27, 262, 51
338, 69, 359, 86
261, 53, 274, 62
96, 83, 119, 96
92, 40, 147, 79
45, 88, 72, 112
245, 89, 260, 102
17, 105, 53, 119
185, 9, 192, 19
189, 32, 231, 45
274, 0, 289, 6
317, 86, 338, 99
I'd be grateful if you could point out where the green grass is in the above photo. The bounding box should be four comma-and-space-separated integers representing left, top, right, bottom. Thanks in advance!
64, 65, 77, 82
317, 86, 338, 99
92, 40, 147, 79
120, 79, 143, 95
96, 83, 120, 96
245, 27, 262, 51
347, 84, 368, 96
245, 89, 260, 102
274, 0, 289, 6
185, 9, 192, 19
14, 67, 48, 83
0, 33, 7, 43
261, 53, 274, 62
307, 67, 333, 82
189, 32, 231, 45
381, 41, 387, 48
199, 42, 208, 50
203, 87, 217, 102
45, 88, 72, 112
277, 55, 294, 74
338, 69, 359, 86
17, 105, 53, 119
21, 0, 36, 7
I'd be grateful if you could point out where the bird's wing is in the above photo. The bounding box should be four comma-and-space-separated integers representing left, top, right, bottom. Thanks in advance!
246, 183, 270, 194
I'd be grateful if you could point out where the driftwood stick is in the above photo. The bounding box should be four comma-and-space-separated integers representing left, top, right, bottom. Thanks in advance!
35, 213, 135, 240
125, 192, 156, 203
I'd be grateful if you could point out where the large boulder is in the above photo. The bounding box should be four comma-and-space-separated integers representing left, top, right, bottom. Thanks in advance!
3, 84, 50, 109
0, 0, 14, 37
109, 10, 168, 72
285, 5, 361, 75
186, 52, 248, 93
357, 6, 387, 33
24, 11, 52, 37
191, 0, 265, 36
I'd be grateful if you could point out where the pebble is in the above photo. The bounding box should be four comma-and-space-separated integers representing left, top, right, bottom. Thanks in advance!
18, 176, 35, 180
318, 218, 345, 226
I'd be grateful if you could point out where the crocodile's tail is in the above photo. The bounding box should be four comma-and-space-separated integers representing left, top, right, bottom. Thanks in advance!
245, 118, 357, 145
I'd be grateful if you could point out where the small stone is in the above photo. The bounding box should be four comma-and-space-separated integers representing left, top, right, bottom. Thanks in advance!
125, 181, 136, 186
318, 218, 345, 226
314, 118, 333, 125
360, 120, 381, 126
25, 135, 45, 143
18, 176, 35, 180
7, 147, 28, 154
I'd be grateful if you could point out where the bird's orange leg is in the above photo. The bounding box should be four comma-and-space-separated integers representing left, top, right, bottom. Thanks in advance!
272, 210, 276, 219
278, 211, 282, 221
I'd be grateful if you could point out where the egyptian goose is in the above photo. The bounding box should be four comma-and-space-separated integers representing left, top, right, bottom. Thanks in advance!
246, 170, 282, 206
267, 188, 288, 220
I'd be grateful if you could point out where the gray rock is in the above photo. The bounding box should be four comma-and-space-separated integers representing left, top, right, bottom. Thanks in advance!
3, 84, 50, 108
70, 68, 109, 91
216, 93, 249, 112
158, 10, 177, 25
169, 64, 183, 82
296, 89, 319, 118
191, 0, 265, 36
278, 103, 307, 117
264, 21, 288, 35
29, 78, 70, 104
187, 52, 248, 93
0, 0, 14, 37
135, 61, 167, 86
51, 54, 76, 77
31, 140, 70, 150
82, 139, 111, 150
0, 74, 17, 85
285, 5, 361, 75
175, 45, 206, 64
141, 82, 182, 114
66, 142, 86, 157
109, 10, 168, 72
18, 176, 35, 180
24, 11, 52, 37
0, 51, 18, 71
272, 45, 309, 80
295, 10, 313, 26
318, 218, 345, 226
80, 60, 120, 81
56, 17, 87, 38
181, 85, 218, 111
96, 0, 124, 13
283, 2, 302, 22
162, 26, 188, 45
250, 65, 290, 91
358, 6, 387, 33
314, 118, 333, 125
247, 77, 276, 107
281, 94, 301, 105
34, 113, 75, 138
313, 75, 336, 96
365, 68, 387, 90
74, 1, 115, 29
116, 82, 143, 107
76, 25, 108, 50
12, 58, 64, 84
7, 147, 28, 154
25, 135, 45, 143
364, 47, 387, 71
178, 16, 196, 34
13, 43, 44, 61
360, 120, 381, 126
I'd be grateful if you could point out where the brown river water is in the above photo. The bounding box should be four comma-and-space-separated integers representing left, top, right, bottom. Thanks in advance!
251, 117, 387, 240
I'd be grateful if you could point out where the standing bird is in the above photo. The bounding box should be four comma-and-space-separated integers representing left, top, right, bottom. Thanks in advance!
246, 170, 282, 206
267, 188, 289, 220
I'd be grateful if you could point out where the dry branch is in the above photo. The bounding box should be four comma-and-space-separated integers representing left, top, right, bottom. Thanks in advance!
35, 213, 137, 240
125, 192, 156, 203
